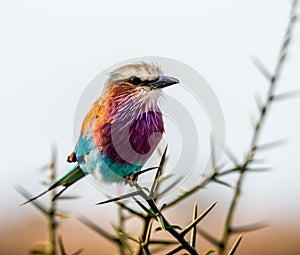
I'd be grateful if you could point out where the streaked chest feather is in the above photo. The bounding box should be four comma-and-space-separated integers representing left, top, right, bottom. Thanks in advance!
93, 88, 164, 165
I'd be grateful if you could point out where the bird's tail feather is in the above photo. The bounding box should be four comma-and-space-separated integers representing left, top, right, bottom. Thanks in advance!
21, 164, 85, 205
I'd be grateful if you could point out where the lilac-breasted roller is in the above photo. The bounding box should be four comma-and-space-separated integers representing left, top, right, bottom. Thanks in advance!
24, 62, 179, 203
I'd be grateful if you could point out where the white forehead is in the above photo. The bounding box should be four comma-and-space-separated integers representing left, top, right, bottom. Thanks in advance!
109, 62, 164, 81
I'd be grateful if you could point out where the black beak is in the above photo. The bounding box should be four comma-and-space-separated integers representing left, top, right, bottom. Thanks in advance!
148, 76, 179, 89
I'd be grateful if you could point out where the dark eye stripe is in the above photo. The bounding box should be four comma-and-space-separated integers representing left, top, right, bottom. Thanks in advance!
118, 76, 159, 86
128, 76, 142, 85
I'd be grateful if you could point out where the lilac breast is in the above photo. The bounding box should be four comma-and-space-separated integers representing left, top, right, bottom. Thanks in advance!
99, 110, 164, 166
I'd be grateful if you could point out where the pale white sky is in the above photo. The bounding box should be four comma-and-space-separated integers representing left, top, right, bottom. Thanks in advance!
0, 0, 299, 244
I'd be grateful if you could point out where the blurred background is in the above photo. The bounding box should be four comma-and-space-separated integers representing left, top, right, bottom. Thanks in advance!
0, 0, 299, 254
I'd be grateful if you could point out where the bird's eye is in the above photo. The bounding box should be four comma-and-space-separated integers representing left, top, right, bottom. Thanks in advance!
128, 76, 142, 85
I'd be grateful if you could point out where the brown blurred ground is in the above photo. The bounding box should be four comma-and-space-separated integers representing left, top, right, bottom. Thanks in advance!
1, 214, 299, 255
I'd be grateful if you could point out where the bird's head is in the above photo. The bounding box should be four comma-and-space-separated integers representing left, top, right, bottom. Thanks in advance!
102, 62, 179, 112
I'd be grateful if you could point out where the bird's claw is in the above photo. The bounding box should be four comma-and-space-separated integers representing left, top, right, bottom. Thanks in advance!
124, 173, 138, 187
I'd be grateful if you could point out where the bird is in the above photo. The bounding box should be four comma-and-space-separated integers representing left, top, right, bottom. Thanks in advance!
23, 62, 179, 204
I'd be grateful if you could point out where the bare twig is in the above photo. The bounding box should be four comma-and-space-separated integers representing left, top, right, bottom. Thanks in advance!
218, 1, 299, 254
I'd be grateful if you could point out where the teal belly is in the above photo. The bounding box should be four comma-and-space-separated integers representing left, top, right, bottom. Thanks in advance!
77, 137, 142, 183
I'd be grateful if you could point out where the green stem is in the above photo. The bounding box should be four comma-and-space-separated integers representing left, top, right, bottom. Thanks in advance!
139, 189, 198, 255
48, 162, 57, 255
136, 216, 152, 255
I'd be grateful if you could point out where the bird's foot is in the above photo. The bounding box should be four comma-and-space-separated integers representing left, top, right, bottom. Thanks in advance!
124, 173, 138, 187
124, 166, 161, 187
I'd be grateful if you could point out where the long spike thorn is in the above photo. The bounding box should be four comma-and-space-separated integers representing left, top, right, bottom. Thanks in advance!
224, 146, 240, 166
203, 249, 216, 255
165, 245, 184, 255
113, 225, 139, 243
55, 195, 80, 200
212, 178, 233, 188
96, 190, 141, 205
197, 227, 220, 246
181, 201, 217, 237
256, 139, 287, 151
217, 167, 240, 176
150, 145, 168, 197
116, 202, 143, 218
157, 213, 166, 231
273, 90, 300, 101
251, 57, 272, 80
159, 173, 175, 183
227, 234, 243, 255
246, 167, 272, 173
137, 166, 162, 176
190, 202, 198, 247
16, 186, 49, 215
19, 189, 49, 206
58, 236, 66, 255
230, 221, 268, 233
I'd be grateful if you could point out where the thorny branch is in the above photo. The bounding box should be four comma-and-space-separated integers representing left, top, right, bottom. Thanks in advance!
218, 1, 299, 254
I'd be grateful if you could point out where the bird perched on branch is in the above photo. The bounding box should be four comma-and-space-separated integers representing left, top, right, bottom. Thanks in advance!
23, 62, 179, 203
